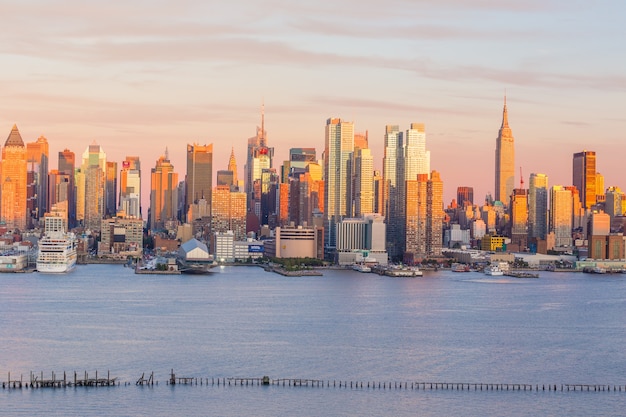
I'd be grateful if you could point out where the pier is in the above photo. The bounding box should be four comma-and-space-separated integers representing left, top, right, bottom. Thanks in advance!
3, 369, 626, 394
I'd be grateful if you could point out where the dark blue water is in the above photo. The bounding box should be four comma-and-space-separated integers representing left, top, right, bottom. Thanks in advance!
2, 265, 626, 416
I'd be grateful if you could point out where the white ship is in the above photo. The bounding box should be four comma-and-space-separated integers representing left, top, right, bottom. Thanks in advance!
484, 264, 504, 276
36, 216, 78, 273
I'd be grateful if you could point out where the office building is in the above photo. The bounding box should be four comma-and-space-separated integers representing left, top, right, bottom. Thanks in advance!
149, 150, 179, 230
119, 156, 141, 218
1, 125, 28, 230
550, 186, 573, 247
495, 97, 515, 204
185, 143, 213, 221
572, 150, 596, 210
528, 173, 548, 239
323, 118, 354, 252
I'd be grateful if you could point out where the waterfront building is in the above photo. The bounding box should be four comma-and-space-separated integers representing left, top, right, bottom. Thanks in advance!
572, 150, 597, 210
26, 135, 49, 225
494, 97, 515, 204
149, 150, 179, 230
335, 214, 388, 265
99, 217, 143, 256
528, 173, 548, 239
185, 143, 213, 222
264, 223, 323, 259
589, 233, 625, 260
550, 186, 573, 247
382, 125, 402, 258
323, 118, 354, 252
404, 174, 428, 263
119, 156, 141, 219
427, 171, 444, 257
1, 125, 28, 230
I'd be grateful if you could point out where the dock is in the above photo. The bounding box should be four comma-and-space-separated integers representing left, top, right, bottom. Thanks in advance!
3, 370, 626, 394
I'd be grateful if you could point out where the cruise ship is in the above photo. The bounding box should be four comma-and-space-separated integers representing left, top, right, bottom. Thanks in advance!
36, 216, 78, 273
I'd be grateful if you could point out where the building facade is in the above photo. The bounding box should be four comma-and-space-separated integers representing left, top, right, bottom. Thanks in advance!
495, 97, 515, 204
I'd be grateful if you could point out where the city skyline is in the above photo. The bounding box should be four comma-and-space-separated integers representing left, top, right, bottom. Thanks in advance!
1, 1, 624, 206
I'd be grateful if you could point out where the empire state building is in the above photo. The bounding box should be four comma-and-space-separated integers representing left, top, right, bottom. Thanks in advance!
495, 97, 515, 204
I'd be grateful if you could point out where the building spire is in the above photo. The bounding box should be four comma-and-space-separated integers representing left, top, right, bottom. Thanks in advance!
260, 100, 266, 146
501, 93, 509, 129
165, 146, 169, 161
228, 146, 238, 183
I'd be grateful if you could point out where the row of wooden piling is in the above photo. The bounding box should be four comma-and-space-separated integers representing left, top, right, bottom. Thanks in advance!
3, 371, 625, 393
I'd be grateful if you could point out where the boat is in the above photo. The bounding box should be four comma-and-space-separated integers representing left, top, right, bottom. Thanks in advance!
484, 264, 504, 276
36, 218, 78, 273
451, 263, 470, 272
352, 263, 372, 273
384, 266, 423, 277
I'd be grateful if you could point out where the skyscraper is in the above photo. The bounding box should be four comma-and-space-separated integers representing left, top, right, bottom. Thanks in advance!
58, 149, 76, 227
26, 135, 49, 223
353, 147, 374, 217
572, 150, 596, 210
81, 143, 106, 230
106, 161, 117, 217
495, 97, 515, 203
528, 173, 548, 239
426, 171, 444, 257
404, 174, 428, 263
245, 104, 274, 229
150, 150, 178, 230
185, 143, 213, 221
119, 156, 141, 219
211, 185, 247, 241
1, 125, 28, 230
550, 186, 573, 247
509, 188, 528, 250
324, 118, 354, 251
456, 186, 474, 207
382, 125, 401, 258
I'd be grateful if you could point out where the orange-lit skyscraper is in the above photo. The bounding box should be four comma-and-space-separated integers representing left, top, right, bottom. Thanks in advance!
572, 150, 597, 210
150, 150, 178, 230
509, 188, 528, 250
495, 97, 515, 204
1, 125, 28, 230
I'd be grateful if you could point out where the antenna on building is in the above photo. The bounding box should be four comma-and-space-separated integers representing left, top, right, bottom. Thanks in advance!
520, 167, 524, 189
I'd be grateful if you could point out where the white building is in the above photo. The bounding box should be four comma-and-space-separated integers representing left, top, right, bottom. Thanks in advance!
336, 214, 388, 265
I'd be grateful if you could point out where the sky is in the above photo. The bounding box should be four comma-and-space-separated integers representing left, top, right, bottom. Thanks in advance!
1, 0, 625, 208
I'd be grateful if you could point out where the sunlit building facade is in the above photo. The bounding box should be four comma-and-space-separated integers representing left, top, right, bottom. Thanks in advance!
572, 150, 596, 210
185, 143, 213, 221
150, 151, 179, 230
495, 97, 515, 204
528, 173, 548, 239
324, 118, 354, 251
119, 156, 141, 219
550, 186, 573, 247
1, 125, 28, 230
